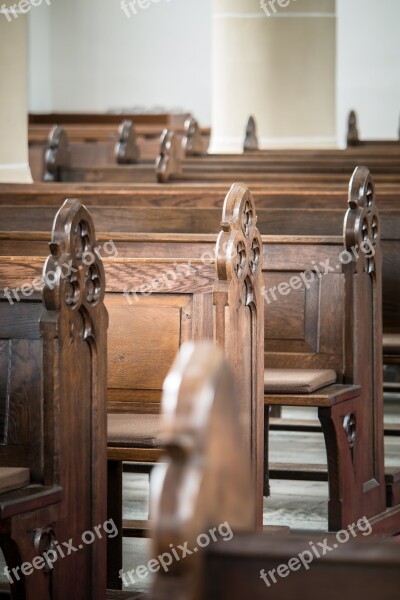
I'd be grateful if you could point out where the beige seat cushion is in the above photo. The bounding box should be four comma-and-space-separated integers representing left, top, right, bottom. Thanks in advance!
383, 333, 400, 355
0, 467, 30, 494
107, 413, 161, 448
265, 369, 337, 394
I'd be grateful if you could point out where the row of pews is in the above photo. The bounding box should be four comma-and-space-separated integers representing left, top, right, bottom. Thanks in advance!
1, 110, 399, 599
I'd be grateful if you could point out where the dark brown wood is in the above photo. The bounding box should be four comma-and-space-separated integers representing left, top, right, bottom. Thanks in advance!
181, 117, 205, 157
0, 199, 108, 600
151, 341, 256, 600
150, 340, 400, 600
244, 115, 259, 152
347, 109, 400, 148
205, 534, 400, 600
114, 120, 140, 164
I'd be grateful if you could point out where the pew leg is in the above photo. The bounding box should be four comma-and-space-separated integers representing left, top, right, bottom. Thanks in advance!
269, 405, 282, 418
263, 404, 270, 498
319, 396, 380, 531
107, 460, 123, 590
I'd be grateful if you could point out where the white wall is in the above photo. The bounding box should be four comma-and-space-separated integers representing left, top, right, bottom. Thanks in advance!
0, 6, 32, 182
336, 0, 400, 146
28, 0, 400, 138
28, 0, 212, 124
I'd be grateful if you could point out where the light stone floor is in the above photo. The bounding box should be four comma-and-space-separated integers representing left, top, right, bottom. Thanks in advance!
0, 399, 399, 596
121, 399, 400, 593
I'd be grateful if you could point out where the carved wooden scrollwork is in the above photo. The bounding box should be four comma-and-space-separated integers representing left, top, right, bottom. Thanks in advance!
347, 110, 359, 147
243, 115, 259, 152
216, 183, 263, 299
114, 119, 140, 164
343, 413, 356, 449
156, 129, 182, 183
213, 183, 264, 524
344, 166, 380, 275
43, 125, 71, 182
182, 116, 204, 157
33, 526, 57, 574
42, 199, 105, 316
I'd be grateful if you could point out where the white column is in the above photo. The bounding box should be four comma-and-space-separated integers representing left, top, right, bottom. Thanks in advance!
211, 0, 336, 152
0, 2, 32, 182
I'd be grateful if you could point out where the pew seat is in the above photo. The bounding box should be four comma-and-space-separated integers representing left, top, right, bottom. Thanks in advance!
264, 369, 337, 394
383, 333, 400, 363
0, 485, 62, 520
107, 414, 162, 461
0, 468, 30, 494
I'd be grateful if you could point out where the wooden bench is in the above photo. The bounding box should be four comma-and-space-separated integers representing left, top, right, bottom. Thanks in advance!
158, 129, 400, 184
1, 171, 398, 525
29, 113, 211, 171
0, 199, 108, 600
242, 114, 400, 155
38, 123, 400, 186
347, 110, 400, 148
41, 122, 142, 182
150, 341, 400, 600
0, 169, 398, 373
0, 184, 265, 587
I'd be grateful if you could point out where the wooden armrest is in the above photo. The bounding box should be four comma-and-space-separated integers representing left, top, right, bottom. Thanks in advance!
0, 485, 62, 519
264, 384, 361, 407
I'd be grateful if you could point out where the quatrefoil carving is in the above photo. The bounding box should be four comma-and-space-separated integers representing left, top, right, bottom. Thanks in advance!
43, 201, 105, 314
182, 116, 204, 157
344, 166, 380, 275
156, 129, 182, 183
343, 413, 356, 449
216, 183, 263, 300
114, 119, 140, 164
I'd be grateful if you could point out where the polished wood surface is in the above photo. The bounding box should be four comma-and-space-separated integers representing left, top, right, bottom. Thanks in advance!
0, 199, 108, 600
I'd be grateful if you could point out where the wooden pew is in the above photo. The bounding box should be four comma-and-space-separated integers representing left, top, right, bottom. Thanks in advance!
41, 122, 142, 183
1, 169, 398, 527
150, 341, 400, 600
158, 130, 400, 184
39, 123, 400, 185
29, 112, 211, 166
0, 199, 108, 600
347, 110, 400, 148
2, 181, 400, 208
0, 184, 265, 587
0, 172, 397, 373
30, 120, 142, 182
165, 115, 400, 188
242, 114, 400, 156
41, 125, 155, 183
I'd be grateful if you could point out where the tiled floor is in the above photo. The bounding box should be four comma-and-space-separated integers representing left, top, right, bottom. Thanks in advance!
121, 399, 400, 593
0, 396, 399, 596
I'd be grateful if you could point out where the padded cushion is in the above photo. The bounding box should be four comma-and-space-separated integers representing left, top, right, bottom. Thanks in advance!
383, 334, 400, 355
264, 369, 337, 394
0, 467, 30, 494
107, 413, 161, 448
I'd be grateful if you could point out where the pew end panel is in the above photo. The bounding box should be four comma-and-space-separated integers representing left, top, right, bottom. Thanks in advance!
40, 199, 108, 599
150, 342, 256, 600
114, 120, 140, 164
263, 167, 388, 530
156, 130, 182, 183
0, 198, 108, 600
182, 117, 205, 157
43, 126, 71, 182
214, 183, 264, 524
244, 115, 259, 152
